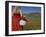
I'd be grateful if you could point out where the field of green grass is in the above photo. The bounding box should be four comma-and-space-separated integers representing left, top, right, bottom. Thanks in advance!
23, 13, 41, 30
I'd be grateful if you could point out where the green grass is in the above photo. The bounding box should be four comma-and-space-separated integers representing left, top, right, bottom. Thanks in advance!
23, 14, 41, 30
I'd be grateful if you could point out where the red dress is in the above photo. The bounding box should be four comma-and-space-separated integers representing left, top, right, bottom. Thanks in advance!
12, 13, 23, 31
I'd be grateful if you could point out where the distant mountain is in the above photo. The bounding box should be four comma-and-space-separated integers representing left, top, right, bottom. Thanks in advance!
30, 12, 41, 15
23, 12, 41, 15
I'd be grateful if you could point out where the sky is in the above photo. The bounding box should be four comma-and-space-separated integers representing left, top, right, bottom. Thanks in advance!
12, 6, 41, 14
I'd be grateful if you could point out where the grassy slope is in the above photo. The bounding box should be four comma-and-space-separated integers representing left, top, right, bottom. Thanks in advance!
23, 13, 41, 30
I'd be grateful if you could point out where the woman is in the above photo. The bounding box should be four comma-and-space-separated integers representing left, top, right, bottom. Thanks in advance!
12, 7, 31, 31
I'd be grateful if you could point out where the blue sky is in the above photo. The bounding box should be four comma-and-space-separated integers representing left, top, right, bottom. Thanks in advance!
12, 6, 41, 14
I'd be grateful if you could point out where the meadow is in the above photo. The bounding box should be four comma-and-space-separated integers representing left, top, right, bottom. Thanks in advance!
23, 13, 41, 30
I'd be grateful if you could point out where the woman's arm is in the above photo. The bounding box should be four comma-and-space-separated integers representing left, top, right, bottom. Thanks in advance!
22, 15, 32, 24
